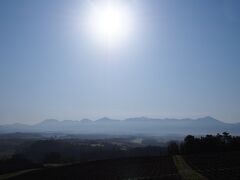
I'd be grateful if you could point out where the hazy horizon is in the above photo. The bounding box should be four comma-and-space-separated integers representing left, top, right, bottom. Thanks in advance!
1, 0, 240, 124
0, 116, 239, 126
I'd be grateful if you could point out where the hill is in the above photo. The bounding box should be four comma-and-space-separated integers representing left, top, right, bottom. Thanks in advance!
0, 116, 239, 135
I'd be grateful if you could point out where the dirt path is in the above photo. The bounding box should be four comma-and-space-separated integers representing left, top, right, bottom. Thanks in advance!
0, 169, 41, 180
173, 155, 208, 180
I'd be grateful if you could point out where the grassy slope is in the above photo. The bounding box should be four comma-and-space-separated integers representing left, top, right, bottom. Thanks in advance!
7, 156, 181, 180
173, 155, 208, 180
0, 169, 41, 180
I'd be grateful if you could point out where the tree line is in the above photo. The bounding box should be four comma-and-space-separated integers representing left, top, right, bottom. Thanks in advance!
168, 132, 240, 154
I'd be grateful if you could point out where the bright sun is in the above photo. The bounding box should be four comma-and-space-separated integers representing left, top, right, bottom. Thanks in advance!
87, 1, 132, 47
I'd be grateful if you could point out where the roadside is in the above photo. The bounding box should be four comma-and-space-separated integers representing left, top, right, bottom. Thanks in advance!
173, 155, 208, 180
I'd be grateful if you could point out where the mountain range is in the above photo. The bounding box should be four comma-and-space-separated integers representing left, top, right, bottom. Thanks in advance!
0, 116, 239, 135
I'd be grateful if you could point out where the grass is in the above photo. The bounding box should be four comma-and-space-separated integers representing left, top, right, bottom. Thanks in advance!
0, 169, 41, 180
173, 155, 208, 180
7, 156, 182, 180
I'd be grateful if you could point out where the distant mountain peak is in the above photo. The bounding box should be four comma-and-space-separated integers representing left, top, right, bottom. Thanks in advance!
81, 119, 92, 123
125, 117, 151, 122
96, 117, 118, 122
39, 119, 59, 124
197, 116, 219, 121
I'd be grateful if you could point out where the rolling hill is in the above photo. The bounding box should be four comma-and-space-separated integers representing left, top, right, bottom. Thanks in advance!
0, 116, 239, 135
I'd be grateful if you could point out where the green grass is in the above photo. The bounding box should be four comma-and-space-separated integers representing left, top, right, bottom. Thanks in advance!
173, 155, 208, 180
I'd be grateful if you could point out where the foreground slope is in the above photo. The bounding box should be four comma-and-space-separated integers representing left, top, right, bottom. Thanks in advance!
8, 156, 181, 180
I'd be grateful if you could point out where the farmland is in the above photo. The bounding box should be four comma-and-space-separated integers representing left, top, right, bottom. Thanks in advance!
184, 151, 240, 180
5, 151, 240, 180
8, 156, 181, 180
1, 133, 240, 180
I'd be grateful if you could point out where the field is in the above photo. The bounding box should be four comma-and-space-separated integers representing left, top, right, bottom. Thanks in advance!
3, 151, 240, 180
2, 133, 240, 180
184, 151, 240, 180
8, 156, 181, 180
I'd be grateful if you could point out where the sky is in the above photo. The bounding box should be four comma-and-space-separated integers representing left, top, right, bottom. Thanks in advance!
0, 0, 240, 124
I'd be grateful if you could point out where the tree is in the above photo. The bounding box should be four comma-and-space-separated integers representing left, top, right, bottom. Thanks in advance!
168, 141, 179, 155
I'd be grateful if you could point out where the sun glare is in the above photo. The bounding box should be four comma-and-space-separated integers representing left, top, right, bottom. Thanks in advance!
87, 1, 133, 47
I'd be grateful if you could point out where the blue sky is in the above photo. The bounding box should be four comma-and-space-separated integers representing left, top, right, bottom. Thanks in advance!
0, 0, 240, 124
